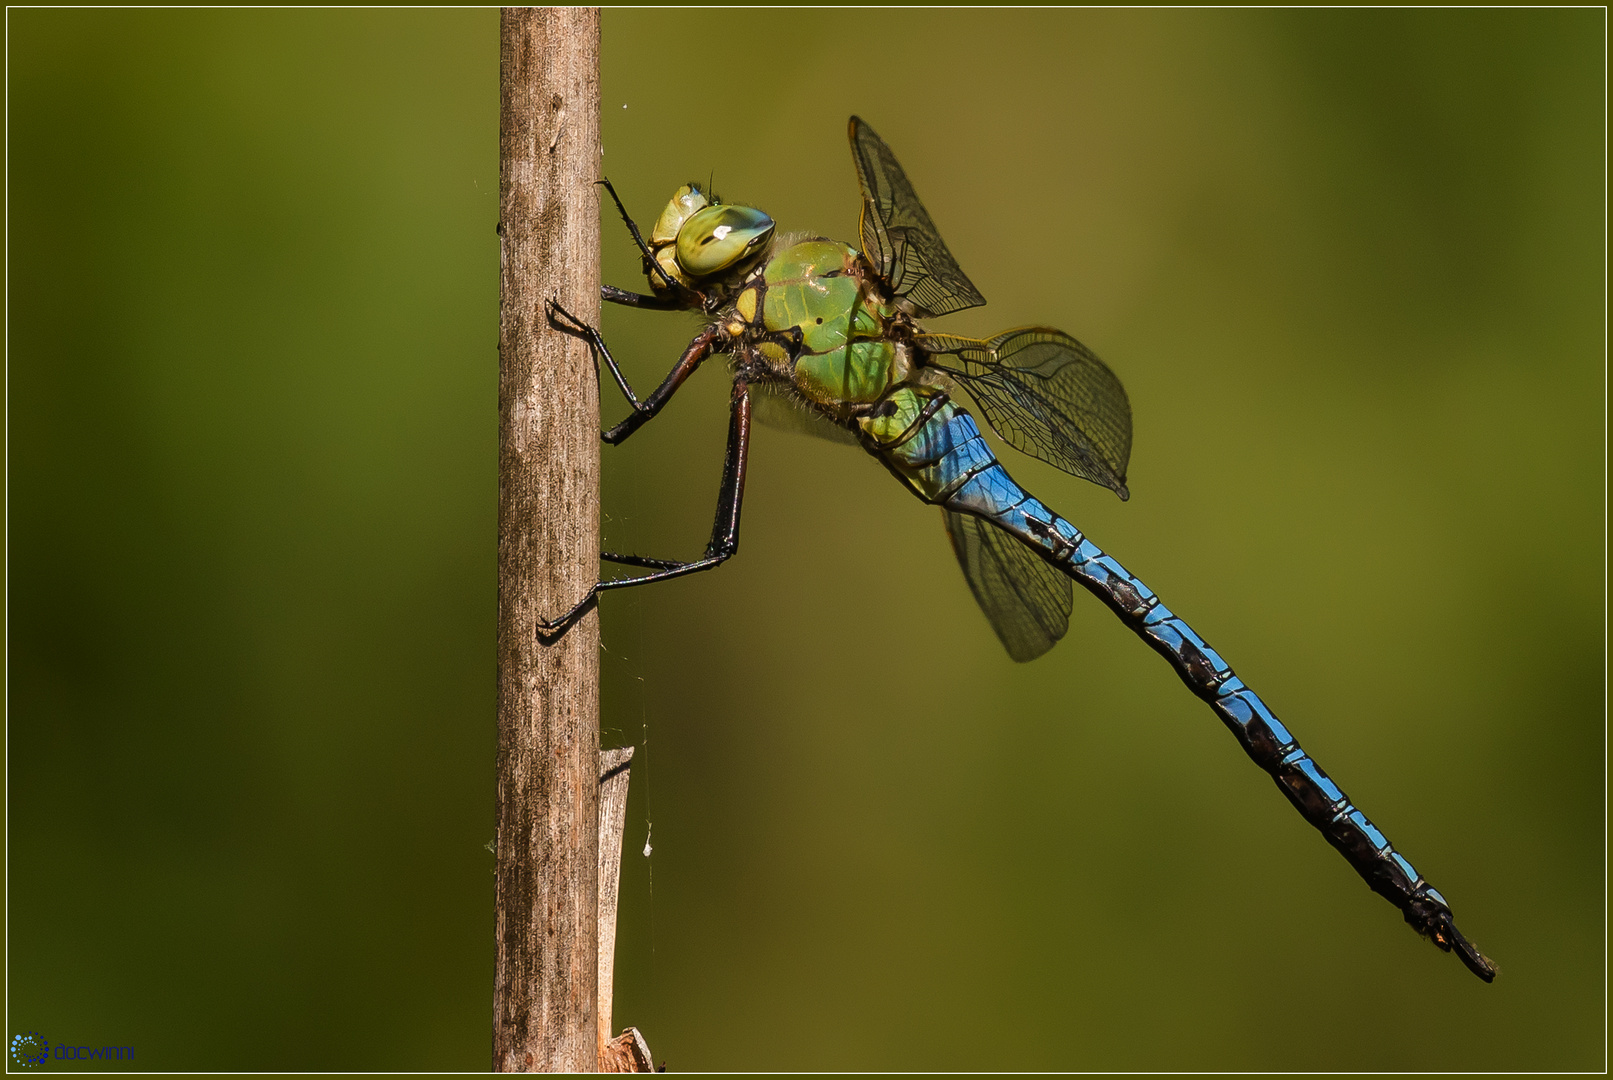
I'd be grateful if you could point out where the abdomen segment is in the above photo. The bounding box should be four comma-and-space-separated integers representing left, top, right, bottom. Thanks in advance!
864, 390, 1496, 981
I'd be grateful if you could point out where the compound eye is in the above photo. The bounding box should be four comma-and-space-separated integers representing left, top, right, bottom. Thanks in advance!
675, 204, 776, 277
650, 184, 709, 247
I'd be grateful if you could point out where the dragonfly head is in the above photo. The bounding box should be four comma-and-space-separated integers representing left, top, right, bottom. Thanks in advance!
674, 203, 776, 278
650, 183, 712, 248
646, 183, 774, 291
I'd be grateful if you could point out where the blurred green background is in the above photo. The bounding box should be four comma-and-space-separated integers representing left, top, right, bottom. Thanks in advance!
8, 8, 1602, 1072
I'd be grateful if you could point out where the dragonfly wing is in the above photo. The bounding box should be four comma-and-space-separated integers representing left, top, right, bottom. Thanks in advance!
919, 328, 1133, 499
944, 509, 1072, 663
849, 117, 986, 318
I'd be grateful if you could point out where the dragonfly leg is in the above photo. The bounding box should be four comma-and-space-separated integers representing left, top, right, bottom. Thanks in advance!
545, 300, 719, 446
546, 297, 641, 410
598, 180, 652, 255
602, 283, 683, 310
600, 325, 721, 446
538, 379, 753, 639
597, 178, 671, 289
597, 178, 704, 309
600, 552, 683, 570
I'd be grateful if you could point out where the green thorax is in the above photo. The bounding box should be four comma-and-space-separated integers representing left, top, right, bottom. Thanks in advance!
728, 239, 905, 408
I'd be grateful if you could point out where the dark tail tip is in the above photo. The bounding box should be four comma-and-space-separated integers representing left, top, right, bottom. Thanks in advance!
1441, 919, 1498, 983
1115, 483, 1130, 502
1453, 932, 1498, 983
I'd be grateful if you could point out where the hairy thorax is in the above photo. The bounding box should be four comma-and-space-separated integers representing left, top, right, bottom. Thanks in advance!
717, 238, 917, 421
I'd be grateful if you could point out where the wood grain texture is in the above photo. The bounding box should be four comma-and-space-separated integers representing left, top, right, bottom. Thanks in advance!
494, 7, 602, 1073
596, 754, 638, 1076
598, 1027, 654, 1073
596, 747, 634, 1058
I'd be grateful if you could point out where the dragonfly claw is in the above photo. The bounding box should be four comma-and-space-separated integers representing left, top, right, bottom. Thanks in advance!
535, 590, 598, 642
545, 296, 588, 335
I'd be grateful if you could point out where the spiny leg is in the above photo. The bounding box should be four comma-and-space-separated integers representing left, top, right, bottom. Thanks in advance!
597, 177, 668, 288
538, 378, 753, 641
545, 299, 719, 445
546, 297, 641, 413
601, 552, 683, 571
602, 283, 684, 310
600, 323, 720, 446
597, 178, 702, 309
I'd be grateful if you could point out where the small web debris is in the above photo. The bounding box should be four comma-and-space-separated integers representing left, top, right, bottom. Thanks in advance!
642, 822, 653, 858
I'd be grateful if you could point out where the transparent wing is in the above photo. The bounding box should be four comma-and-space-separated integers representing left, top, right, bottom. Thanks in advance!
945, 509, 1072, 663
918, 328, 1132, 499
849, 116, 986, 318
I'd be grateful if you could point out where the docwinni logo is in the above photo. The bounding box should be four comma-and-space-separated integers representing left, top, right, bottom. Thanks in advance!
11, 1033, 49, 1067
10, 1033, 133, 1066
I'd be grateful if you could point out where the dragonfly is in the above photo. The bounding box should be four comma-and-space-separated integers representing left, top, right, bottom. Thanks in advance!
543, 116, 1496, 983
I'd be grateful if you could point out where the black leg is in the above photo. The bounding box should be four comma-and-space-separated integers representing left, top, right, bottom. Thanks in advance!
545, 300, 720, 447
601, 552, 683, 570
597, 178, 672, 289
601, 325, 720, 446
546, 297, 642, 412
602, 283, 684, 311
538, 379, 753, 640
597, 179, 705, 309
